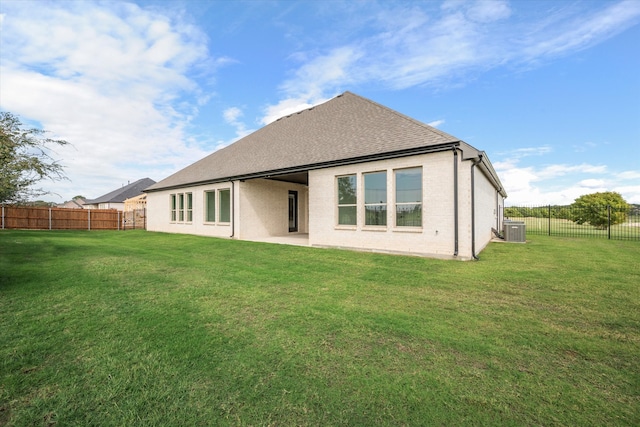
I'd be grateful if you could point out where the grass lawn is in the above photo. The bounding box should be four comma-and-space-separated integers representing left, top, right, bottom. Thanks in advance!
1, 230, 639, 426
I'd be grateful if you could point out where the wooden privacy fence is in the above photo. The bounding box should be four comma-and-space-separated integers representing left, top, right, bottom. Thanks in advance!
1, 206, 121, 230
122, 208, 146, 230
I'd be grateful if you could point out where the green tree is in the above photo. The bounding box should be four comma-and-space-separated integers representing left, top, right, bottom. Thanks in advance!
557, 207, 572, 220
571, 191, 629, 229
0, 112, 68, 204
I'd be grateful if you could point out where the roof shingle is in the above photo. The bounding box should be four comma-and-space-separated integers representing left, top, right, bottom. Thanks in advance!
147, 92, 467, 192
85, 178, 156, 204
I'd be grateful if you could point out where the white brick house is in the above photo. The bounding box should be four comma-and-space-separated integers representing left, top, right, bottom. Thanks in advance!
145, 92, 507, 260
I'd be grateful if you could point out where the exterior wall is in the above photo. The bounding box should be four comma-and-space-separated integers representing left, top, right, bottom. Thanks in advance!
473, 167, 500, 254
84, 202, 124, 210
101, 202, 124, 210
146, 179, 308, 240
309, 151, 465, 259
456, 158, 473, 258
147, 151, 502, 260
146, 182, 235, 238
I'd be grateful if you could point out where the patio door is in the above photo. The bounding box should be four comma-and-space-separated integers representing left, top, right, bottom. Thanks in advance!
288, 191, 298, 232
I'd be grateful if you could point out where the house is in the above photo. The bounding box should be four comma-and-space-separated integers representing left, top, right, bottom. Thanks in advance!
84, 178, 156, 211
145, 92, 506, 260
57, 197, 86, 209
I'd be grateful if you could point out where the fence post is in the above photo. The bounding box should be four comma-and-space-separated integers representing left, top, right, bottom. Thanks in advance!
548, 205, 551, 236
608, 205, 611, 240
1, 205, 4, 229
49, 208, 52, 230
88, 210, 91, 231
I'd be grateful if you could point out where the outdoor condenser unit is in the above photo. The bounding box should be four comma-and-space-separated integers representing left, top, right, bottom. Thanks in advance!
503, 220, 526, 242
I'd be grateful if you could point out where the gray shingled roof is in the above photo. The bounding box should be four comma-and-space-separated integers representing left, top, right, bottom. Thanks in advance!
85, 178, 156, 204
147, 91, 490, 192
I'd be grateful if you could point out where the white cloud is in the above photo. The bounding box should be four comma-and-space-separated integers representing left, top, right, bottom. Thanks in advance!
617, 171, 640, 180
223, 107, 243, 124
222, 107, 253, 141
498, 146, 553, 159
0, 1, 226, 201
427, 119, 445, 128
280, 47, 362, 99
261, 96, 330, 125
495, 144, 617, 204
613, 185, 640, 204
578, 179, 607, 189
261, 46, 358, 124
537, 164, 607, 180
496, 155, 640, 205
519, 0, 640, 61
262, 1, 640, 124
465, 0, 512, 24
614, 172, 640, 204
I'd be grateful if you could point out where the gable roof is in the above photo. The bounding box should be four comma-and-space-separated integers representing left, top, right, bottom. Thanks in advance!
57, 198, 86, 209
85, 178, 156, 205
147, 92, 502, 194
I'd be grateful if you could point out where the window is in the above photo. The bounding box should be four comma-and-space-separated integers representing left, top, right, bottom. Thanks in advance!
364, 171, 387, 226
337, 175, 357, 225
170, 194, 177, 221
178, 193, 185, 221
186, 193, 193, 222
395, 167, 422, 227
219, 189, 231, 223
205, 191, 216, 222
170, 192, 193, 223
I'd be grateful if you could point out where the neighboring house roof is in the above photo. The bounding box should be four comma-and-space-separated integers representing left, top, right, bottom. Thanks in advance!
57, 198, 86, 209
85, 178, 156, 205
146, 91, 505, 196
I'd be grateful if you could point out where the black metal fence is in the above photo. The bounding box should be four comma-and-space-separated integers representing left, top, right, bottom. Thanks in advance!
504, 204, 640, 240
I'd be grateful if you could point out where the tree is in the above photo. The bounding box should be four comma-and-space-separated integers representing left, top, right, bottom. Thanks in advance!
0, 112, 68, 204
571, 191, 629, 229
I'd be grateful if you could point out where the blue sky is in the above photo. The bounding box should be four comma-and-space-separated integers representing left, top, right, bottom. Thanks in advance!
1, 0, 639, 205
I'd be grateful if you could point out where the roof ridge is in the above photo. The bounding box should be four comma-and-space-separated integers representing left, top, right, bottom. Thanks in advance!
339, 91, 459, 143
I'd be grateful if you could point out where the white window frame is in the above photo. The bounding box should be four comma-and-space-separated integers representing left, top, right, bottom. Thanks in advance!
170, 194, 177, 222
394, 167, 423, 228
364, 171, 387, 227
218, 188, 231, 223
170, 192, 193, 223
204, 190, 216, 223
186, 192, 193, 222
336, 174, 357, 226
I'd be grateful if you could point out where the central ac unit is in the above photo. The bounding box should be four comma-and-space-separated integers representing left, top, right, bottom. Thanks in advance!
503, 220, 526, 242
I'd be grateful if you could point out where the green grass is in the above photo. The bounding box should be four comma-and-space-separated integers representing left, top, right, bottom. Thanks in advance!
1, 230, 639, 426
